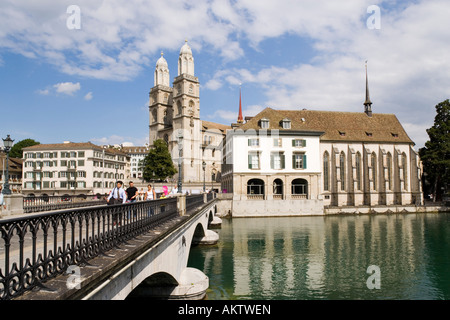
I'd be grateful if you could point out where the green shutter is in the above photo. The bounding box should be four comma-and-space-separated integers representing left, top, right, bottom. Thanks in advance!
292, 155, 296, 169
270, 154, 274, 169
292, 140, 296, 147
281, 154, 285, 169
248, 139, 251, 146
248, 154, 252, 169
302, 139, 306, 147
303, 154, 307, 169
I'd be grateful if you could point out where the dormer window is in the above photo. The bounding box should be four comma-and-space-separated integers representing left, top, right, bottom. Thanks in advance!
260, 118, 269, 129
281, 118, 291, 129
366, 132, 373, 137
391, 133, 399, 138
339, 131, 346, 136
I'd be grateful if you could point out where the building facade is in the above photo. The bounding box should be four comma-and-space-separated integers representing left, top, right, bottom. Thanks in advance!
148, 41, 229, 185
222, 107, 423, 210
121, 145, 149, 182
22, 142, 130, 196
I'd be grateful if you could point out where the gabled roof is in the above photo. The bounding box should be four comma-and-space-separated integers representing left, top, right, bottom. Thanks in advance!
236, 107, 414, 144
201, 120, 231, 134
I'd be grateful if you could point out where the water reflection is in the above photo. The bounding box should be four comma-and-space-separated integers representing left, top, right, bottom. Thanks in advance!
187, 213, 449, 300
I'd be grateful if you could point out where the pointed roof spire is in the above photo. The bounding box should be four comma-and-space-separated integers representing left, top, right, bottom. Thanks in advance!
364, 60, 373, 117
237, 84, 244, 124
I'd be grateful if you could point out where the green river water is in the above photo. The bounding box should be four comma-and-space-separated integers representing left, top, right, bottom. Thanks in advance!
187, 213, 450, 300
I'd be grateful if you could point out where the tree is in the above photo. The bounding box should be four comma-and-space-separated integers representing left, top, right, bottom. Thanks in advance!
419, 99, 450, 202
9, 139, 40, 158
142, 139, 177, 182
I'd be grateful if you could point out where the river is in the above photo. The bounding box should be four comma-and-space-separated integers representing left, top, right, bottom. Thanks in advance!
187, 213, 450, 300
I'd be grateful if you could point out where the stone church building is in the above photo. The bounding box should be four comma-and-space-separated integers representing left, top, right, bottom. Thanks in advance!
148, 41, 229, 185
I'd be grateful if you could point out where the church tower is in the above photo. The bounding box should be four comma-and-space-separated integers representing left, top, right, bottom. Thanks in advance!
149, 52, 174, 145
172, 40, 201, 183
364, 61, 373, 117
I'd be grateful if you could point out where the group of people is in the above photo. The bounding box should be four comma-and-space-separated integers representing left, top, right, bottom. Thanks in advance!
106, 181, 176, 205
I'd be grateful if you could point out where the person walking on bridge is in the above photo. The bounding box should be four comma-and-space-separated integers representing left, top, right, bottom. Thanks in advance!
107, 181, 127, 225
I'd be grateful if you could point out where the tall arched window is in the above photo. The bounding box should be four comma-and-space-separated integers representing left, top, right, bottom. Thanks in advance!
340, 152, 346, 191
356, 152, 361, 190
371, 152, 377, 190
387, 152, 392, 190
323, 152, 330, 191
402, 153, 408, 190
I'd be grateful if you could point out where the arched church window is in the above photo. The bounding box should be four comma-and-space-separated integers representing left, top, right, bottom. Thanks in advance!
340, 152, 346, 191
177, 101, 182, 115
356, 152, 361, 190
163, 134, 169, 146
323, 151, 330, 191
371, 152, 377, 190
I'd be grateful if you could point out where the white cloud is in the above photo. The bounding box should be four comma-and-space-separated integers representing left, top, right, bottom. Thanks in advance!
36, 89, 49, 95
53, 82, 81, 96
84, 92, 93, 100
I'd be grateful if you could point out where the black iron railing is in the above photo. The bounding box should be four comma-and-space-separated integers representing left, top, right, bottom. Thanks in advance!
0, 198, 178, 300
186, 194, 204, 213
23, 194, 107, 213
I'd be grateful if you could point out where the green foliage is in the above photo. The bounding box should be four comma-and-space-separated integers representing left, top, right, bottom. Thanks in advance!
419, 99, 450, 200
9, 139, 40, 158
142, 139, 177, 182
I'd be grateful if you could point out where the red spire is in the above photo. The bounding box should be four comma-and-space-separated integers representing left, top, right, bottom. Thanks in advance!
237, 86, 244, 124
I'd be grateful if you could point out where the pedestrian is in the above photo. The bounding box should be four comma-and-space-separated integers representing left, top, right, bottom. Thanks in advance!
107, 181, 127, 226
126, 181, 138, 203
107, 181, 127, 204
139, 188, 145, 201
145, 184, 157, 216
126, 181, 139, 220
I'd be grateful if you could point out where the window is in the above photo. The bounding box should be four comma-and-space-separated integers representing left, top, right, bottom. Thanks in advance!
270, 153, 285, 170
293, 153, 307, 169
340, 152, 346, 191
356, 152, 362, 190
247, 179, 264, 195
248, 138, 259, 147
402, 153, 408, 190
371, 152, 377, 190
260, 118, 269, 129
273, 138, 282, 147
386, 153, 392, 190
366, 132, 373, 137
292, 139, 306, 147
248, 153, 260, 169
323, 152, 330, 191
281, 119, 291, 129
78, 160, 85, 166
292, 178, 308, 195
78, 151, 85, 157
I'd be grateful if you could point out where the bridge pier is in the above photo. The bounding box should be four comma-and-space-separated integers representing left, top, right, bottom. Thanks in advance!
192, 229, 219, 245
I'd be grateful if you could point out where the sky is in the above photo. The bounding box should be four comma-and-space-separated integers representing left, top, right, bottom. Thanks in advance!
0, 0, 449, 150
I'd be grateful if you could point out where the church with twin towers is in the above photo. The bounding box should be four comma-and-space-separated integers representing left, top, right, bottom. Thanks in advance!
148, 40, 229, 186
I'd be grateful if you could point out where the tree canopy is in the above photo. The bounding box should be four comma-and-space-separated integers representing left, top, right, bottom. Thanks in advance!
142, 139, 177, 182
419, 99, 450, 201
8, 139, 40, 158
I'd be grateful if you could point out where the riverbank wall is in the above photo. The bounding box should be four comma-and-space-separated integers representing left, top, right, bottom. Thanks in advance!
215, 194, 449, 217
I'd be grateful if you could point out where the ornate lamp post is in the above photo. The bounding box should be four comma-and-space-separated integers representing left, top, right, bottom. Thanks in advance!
202, 161, 206, 192
177, 131, 183, 194
2, 134, 14, 195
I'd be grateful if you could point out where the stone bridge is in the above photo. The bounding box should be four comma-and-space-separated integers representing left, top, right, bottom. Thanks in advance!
0, 194, 220, 300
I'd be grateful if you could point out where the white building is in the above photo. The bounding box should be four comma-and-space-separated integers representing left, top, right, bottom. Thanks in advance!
22, 142, 130, 196
121, 145, 149, 181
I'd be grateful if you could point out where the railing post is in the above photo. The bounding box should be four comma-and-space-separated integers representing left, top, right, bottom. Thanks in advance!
203, 192, 207, 203
177, 194, 186, 216
1, 194, 24, 217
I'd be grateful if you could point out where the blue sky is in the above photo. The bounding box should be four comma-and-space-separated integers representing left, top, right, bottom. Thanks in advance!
1, 0, 449, 149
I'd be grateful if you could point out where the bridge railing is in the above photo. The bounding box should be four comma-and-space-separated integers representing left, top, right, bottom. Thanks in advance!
23, 194, 107, 214
0, 197, 179, 300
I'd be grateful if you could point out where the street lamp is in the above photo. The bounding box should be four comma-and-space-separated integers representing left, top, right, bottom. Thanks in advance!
177, 131, 183, 194
2, 134, 14, 195
202, 161, 206, 192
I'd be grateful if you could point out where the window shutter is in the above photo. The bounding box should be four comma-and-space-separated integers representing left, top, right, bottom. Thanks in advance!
292, 155, 296, 169
303, 154, 307, 169
281, 154, 285, 169
248, 155, 252, 169
270, 154, 274, 169
302, 140, 306, 147
292, 140, 296, 147
248, 139, 251, 146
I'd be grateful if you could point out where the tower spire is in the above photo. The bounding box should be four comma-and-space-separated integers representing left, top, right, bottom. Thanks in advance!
364, 60, 373, 117
237, 84, 244, 124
